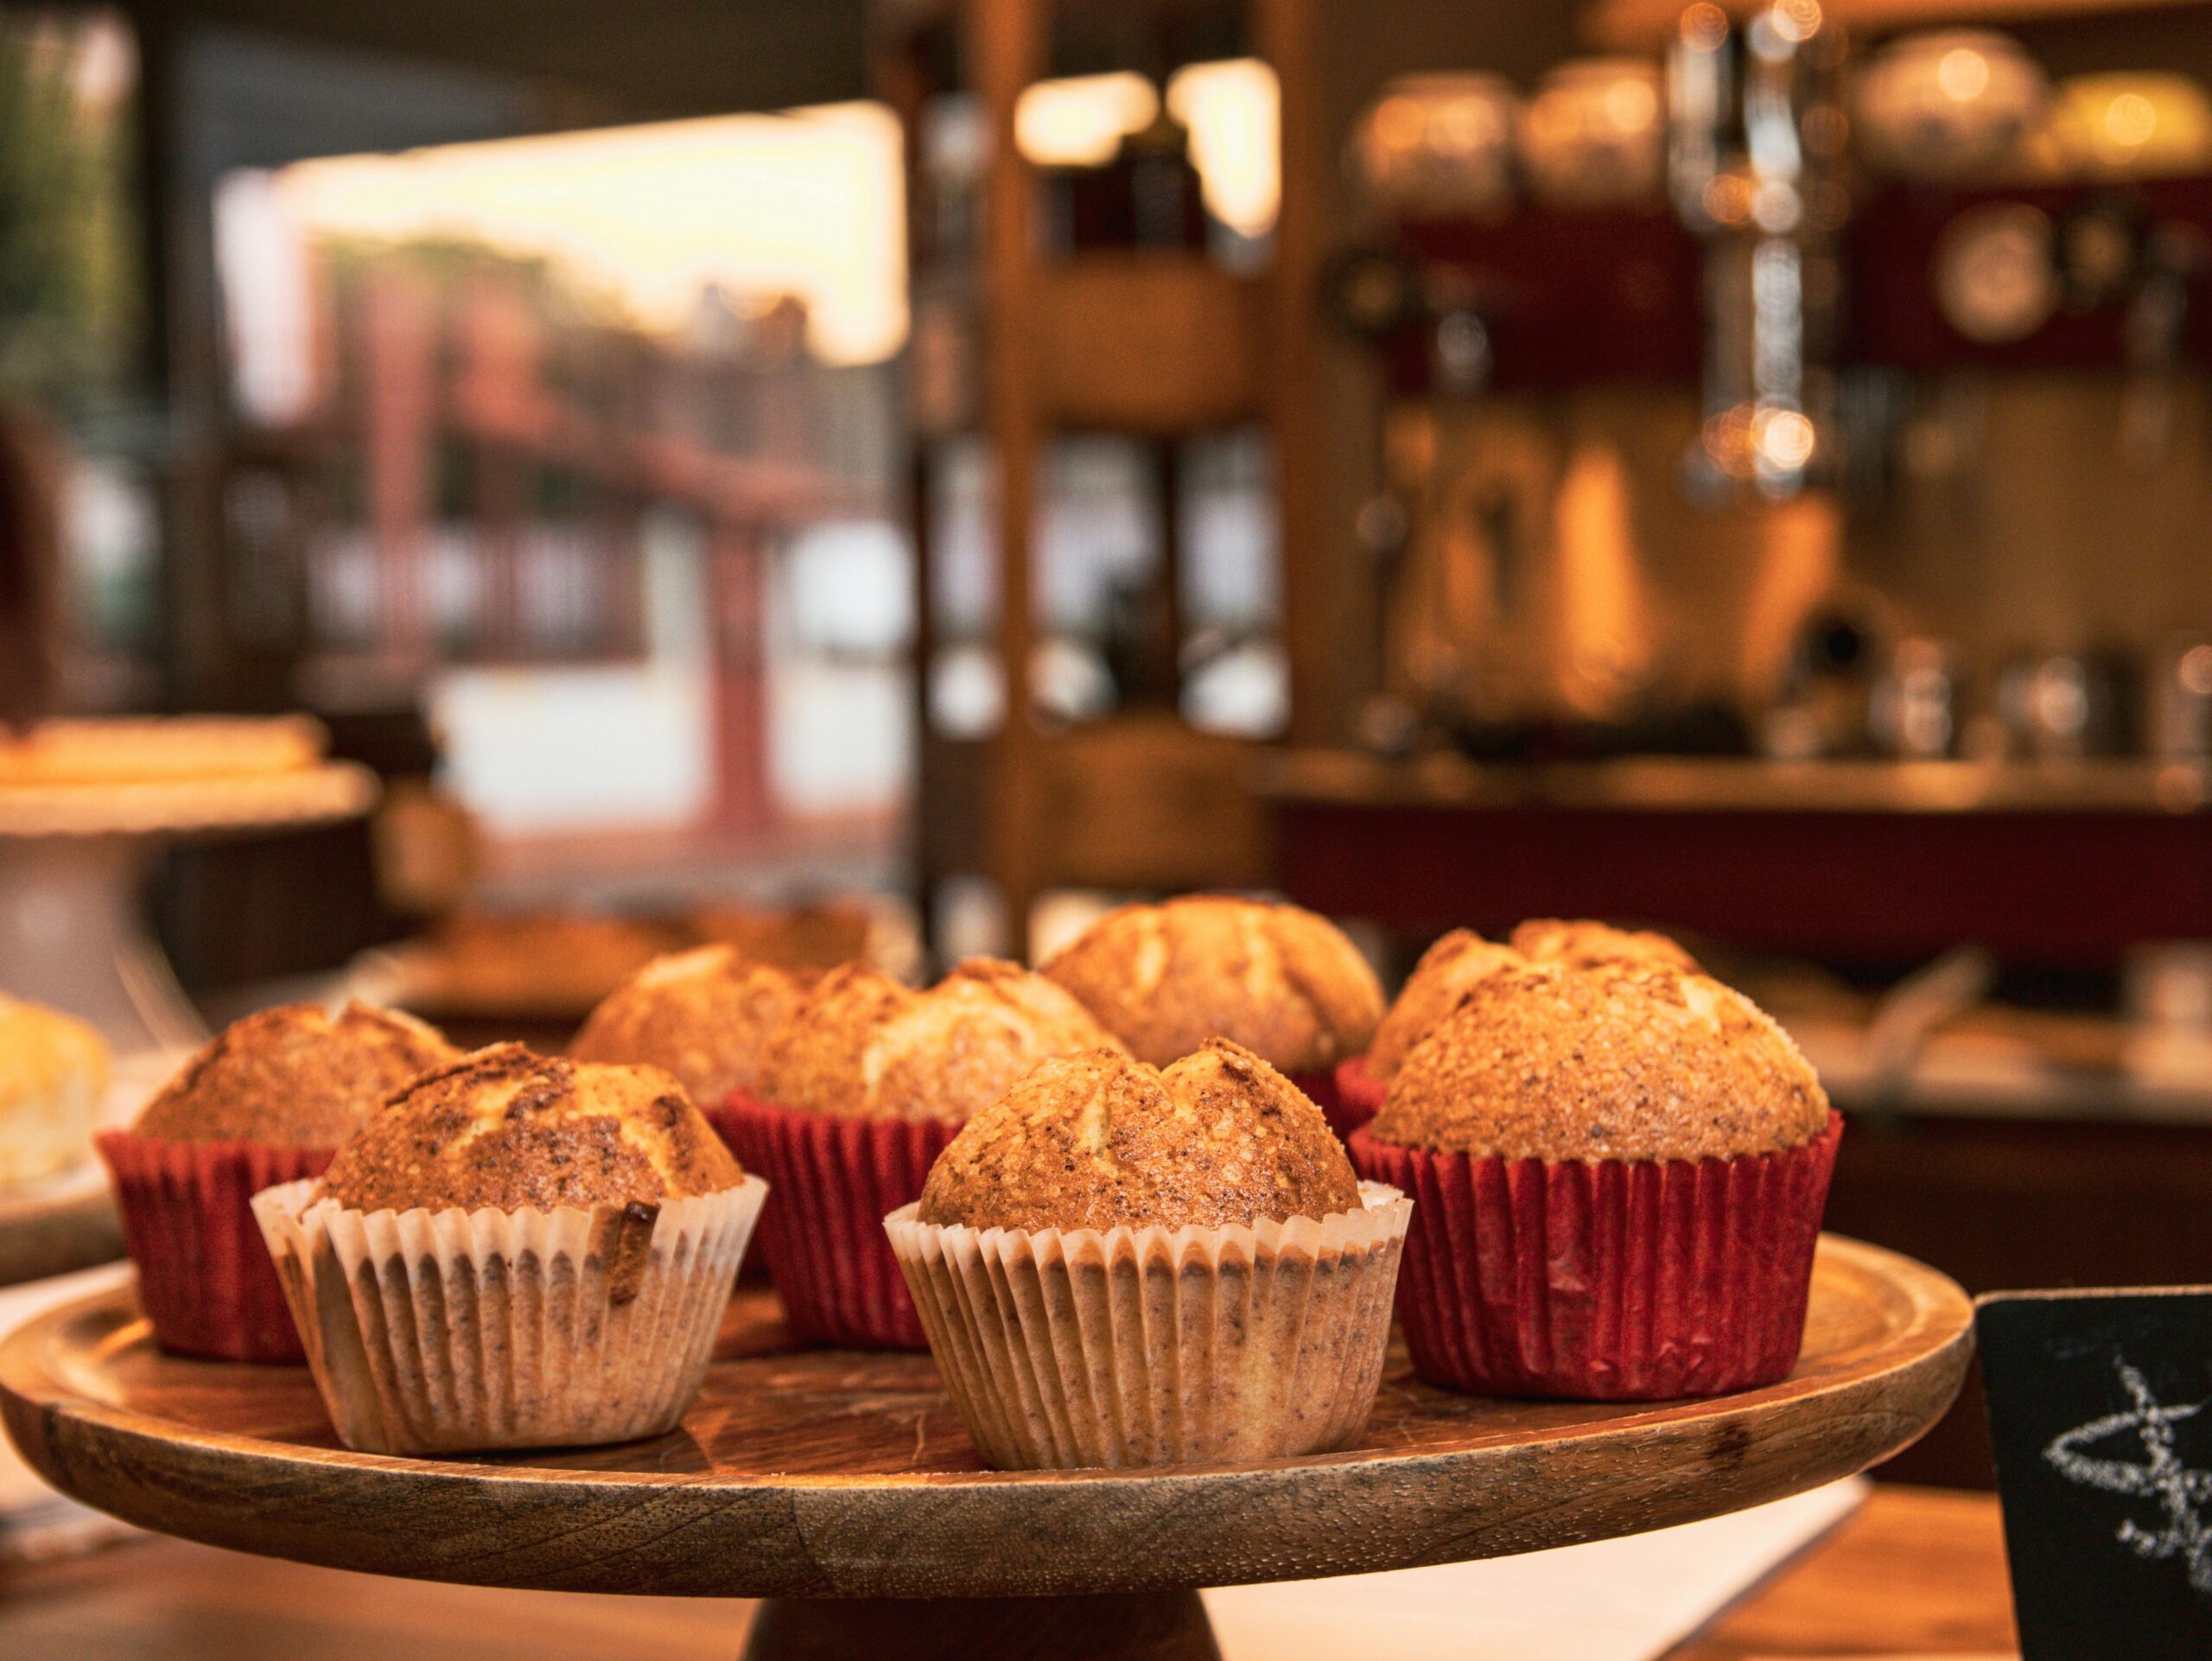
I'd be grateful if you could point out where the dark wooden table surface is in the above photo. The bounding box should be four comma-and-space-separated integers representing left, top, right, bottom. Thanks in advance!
0, 1485, 2015, 1658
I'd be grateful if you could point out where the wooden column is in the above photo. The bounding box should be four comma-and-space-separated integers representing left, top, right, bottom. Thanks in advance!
1255, 0, 1333, 745
364, 266, 435, 669
708, 519, 773, 835
968, 0, 1046, 958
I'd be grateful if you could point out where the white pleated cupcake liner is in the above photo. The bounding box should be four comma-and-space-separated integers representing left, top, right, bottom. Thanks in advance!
885, 1181, 1411, 1471
251, 1174, 766, 1454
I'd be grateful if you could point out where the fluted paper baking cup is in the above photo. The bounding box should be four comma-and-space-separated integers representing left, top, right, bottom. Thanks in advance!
251, 1174, 766, 1454
1350, 1111, 1841, 1401
712, 1089, 957, 1349
96, 1130, 333, 1362
1326, 1055, 1389, 1142
884, 1181, 1411, 1471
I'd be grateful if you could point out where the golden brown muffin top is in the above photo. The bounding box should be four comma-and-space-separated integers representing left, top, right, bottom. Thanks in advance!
1039, 895, 1383, 1071
317, 1044, 743, 1213
1365, 929, 1524, 1082
1370, 962, 1827, 1163
0, 995, 108, 1107
569, 945, 806, 1106
135, 1002, 458, 1147
918, 1039, 1363, 1232
757, 958, 1123, 1123
1510, 918, 1700, 973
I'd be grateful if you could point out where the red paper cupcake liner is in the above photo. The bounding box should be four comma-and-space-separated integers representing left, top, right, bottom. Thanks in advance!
95, 1130, 333, 1363
1326, 1055, 1389, 1142
1348, 1110, 1842, 1401
711, 1090, 960, 1350
1287, 1067, 1348, 1136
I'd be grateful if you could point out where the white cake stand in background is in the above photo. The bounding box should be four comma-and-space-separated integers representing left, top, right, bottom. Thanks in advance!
0, 763, 379, 1057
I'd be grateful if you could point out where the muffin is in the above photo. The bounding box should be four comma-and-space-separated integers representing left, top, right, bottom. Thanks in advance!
721, 958, 1123, 1347
1350, 960, 1840, 1400
887, 1040, 1411, 1469
1332, 920, 1699, 1137
252, 1045, 766, 1454
569, 945, 805, 1106
1510, 917, 1700, 972
1332, 929, 1522, 1137
96, 1002, 458, 1361
0, 995, 108, 1191
1040, 895, 1383, 1130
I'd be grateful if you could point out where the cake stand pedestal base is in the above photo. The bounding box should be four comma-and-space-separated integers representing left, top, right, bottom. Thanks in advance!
739, 1592, 1219, 1661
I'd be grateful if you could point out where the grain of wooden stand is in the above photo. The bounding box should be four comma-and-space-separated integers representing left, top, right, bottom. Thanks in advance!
0, 1233, 1974, 1661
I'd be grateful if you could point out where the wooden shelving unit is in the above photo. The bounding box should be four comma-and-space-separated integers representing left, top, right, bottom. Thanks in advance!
1584, 0, 2212, 48
885, 0, 1329, 957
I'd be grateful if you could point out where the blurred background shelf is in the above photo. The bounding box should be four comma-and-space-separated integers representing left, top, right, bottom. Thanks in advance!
1034, 255, 1265, 433
1586, 0, 2212, 49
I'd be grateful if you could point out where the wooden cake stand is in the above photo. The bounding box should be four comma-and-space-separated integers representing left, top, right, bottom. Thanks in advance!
0, 1234, 1972, 1661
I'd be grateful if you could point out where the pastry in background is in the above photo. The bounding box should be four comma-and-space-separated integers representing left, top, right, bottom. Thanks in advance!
400, 911, 684, 1021
0, 995, 108, 1190
887, 1040, 1410, 1469
690, 897, 914, 981
1351, 958, 1839, 1401
569, 945, 807, 1109
1334, 929, 1522, 1138
0, 716, 323, 785
255, 1045, 765, 1454
721, 959, 1122, 1348
1039, 894, 1383, 1126
97, 1002, 459, 1361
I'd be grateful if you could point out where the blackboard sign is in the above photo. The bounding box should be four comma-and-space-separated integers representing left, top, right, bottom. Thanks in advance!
1978, 1288, 2212, 1661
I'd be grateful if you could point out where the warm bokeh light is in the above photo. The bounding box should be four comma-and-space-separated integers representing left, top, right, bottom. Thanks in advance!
1753, 407, 1818, 473
2105, 92, 2159, 149
1013, 61, 1282, 238
1167, 58, 1281, 238
273, 102, 907, 366
1770, 0, 1824, 45
1936, 48, 1992, 104
1014, 72, 1159, 168
2052, 73, 2212, 178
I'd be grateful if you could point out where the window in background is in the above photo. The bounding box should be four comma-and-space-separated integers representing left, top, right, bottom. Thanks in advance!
768, 518, 913, 817
0, 9, 155, 709
209, 102, 911, 854
920, 425, 1286, 740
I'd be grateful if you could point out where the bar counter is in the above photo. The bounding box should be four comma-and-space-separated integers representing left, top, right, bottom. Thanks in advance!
0, 1486, 2014, 1658
1258, 749, 2212, 961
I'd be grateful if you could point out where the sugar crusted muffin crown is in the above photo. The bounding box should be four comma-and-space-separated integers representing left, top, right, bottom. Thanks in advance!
1365, 929, 1523, 1082
1040, 895, 1382, 1071
135, 1001, 458, 1147
918, 1038, 1363, 1232
1363, 919, 1697, 1082
1370, 960, 1827, 1163
317, 1043, 742, 1213
757, 958, 1122, 1123
569, 945, 805, 1106
1510, 918, 1700, 973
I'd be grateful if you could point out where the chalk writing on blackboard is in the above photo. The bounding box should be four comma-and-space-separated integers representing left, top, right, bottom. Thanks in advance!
2044, 1358, 2212, 1598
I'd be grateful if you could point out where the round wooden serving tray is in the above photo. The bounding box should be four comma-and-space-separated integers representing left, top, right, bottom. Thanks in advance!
0, 1234, 1971, 1659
